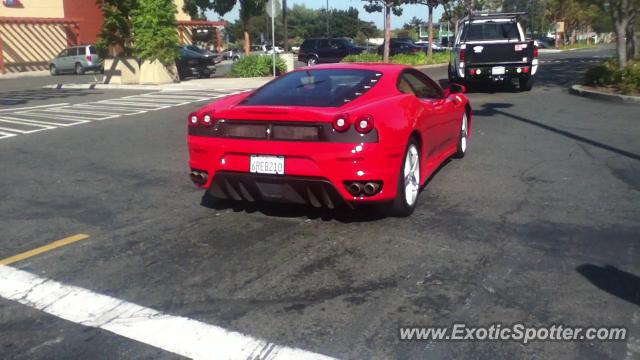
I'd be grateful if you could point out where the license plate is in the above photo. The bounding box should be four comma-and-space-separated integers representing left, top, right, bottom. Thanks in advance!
492, 66, 506, 75
250, 155, 284, 175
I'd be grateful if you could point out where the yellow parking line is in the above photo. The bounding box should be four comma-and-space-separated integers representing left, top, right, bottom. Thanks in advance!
0, 234, 90, 266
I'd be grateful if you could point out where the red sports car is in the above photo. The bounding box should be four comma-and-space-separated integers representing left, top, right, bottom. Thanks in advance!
187, 63, 471, 216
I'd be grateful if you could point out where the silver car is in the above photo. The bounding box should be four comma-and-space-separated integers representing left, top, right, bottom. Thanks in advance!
49, 45, 102, 75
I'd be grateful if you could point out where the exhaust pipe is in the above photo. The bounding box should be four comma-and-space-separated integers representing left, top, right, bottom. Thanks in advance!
348, 182, 363, 196
363, 182, 380, 196
190, 170, 208, 185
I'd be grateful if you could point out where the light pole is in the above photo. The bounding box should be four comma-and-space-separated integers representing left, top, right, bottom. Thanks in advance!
326, 0, 329, 38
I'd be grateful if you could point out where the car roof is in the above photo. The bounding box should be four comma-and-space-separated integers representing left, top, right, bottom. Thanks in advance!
292, 63, 410, 76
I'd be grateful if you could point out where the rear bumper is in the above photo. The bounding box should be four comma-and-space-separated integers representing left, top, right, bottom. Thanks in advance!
464, 62, 537, 81
188, 136, 404, 205
208, 171, 348, 209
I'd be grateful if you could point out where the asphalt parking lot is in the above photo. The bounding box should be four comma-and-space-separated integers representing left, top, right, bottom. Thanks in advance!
0, 47, 638, 360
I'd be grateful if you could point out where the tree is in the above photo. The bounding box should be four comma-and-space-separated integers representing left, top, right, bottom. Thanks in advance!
183, 0, 264, 54
362, 0, 407, 62
579, 0, 637, 67
131, 0, 180, 64
408, 0, 440, 57
96, 0, 139, 57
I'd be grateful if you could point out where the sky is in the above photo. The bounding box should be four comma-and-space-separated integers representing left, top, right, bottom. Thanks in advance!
205, 0, 445, 31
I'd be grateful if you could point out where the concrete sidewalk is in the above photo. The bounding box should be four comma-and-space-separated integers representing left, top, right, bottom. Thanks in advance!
42, 76, 272, 91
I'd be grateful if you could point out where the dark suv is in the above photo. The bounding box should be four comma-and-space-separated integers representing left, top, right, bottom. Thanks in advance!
298, 38, 364, 66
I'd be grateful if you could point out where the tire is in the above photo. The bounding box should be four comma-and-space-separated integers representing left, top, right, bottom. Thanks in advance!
49, 64, 58, 76
306, 56, 318, 66
75, 63, 84, 75
454, 111, 469, 158
519, 77, 533, 91
389, 138, 421, 217
232, 56, 240, 62
448, 64, 455, 82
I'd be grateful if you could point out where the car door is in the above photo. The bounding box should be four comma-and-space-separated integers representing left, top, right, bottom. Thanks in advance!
53, 49, 69, 71
401, 70, 457, 159
316, 39, 332, 63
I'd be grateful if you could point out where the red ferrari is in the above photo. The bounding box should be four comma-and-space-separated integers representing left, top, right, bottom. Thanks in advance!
187, 63, 471, 216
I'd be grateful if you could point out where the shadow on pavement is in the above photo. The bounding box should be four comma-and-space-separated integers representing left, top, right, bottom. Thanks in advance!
0, 89, 100, 106
474, 102, 640, 162
576, 264, 640, 306
200, 192, 388, 223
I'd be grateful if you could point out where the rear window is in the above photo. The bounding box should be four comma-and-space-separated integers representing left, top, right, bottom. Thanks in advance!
300, 40, 316, 50
242, 69, 383, 107
462, 21, 520, 41
89, 46, 97, 54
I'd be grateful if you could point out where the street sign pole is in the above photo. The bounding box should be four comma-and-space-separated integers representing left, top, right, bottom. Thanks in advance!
272, 0, 276, 77
266, 0, 282, 77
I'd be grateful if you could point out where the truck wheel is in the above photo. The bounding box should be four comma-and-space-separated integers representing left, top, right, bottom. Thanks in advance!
519, 77, 533, 91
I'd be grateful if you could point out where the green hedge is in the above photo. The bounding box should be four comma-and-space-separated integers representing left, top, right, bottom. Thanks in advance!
230, 55, 286, 78
342, 51, 450, 66
584, 59, 640, 94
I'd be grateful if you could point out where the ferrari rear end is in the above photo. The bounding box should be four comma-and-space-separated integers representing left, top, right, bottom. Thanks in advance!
187, 67, 405, 208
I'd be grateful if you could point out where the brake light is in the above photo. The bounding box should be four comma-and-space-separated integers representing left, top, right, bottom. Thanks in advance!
200, 112, 215, 126
533, 47, 539, 58
86, 55, 93, 62
333, 114, 350, 132
522, 66, 530, 74
469, 69, 476, 75
355, 114, 374, 133
188, 112, 199, 127
459, 49, 465, 62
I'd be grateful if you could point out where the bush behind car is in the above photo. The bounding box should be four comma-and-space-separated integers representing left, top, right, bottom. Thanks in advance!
230, 55, 287, 77
584, 59, 640, 94
342, 51, 450, 66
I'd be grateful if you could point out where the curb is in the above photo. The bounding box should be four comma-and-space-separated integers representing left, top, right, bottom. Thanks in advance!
415, 63, 448, 70
43, 83, 166, 90
0, 70, 50, 80
569, 85, 640, 105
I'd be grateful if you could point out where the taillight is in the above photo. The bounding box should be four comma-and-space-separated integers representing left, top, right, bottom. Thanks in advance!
333, 114, 350, 132
522, 66, 530, 74
355, 114, 374, 133
459, 49, 465, 62
86, 55, 93, 62
533, 47, 539, 58
469, 69, 476, 75
200, 113, 214, 126
188, 112, 199, 127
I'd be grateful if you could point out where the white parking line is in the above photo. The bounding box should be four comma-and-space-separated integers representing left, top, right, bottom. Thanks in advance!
97, 100, 169, 108
44, 107, 122, 118
0, 266, 336, 360
0, 130, 17, 139
9, 113, 90, 126
0, 103, 70, 113
0, 118, 55, 133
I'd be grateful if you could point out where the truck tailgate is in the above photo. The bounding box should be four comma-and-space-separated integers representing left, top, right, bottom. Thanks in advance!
466, 41, 534, 65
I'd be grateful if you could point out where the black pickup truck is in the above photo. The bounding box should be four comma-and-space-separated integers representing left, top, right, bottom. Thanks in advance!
448, 13, 539, 91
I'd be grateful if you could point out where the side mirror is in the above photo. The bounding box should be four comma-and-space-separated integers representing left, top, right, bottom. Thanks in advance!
446, 83, 466, 95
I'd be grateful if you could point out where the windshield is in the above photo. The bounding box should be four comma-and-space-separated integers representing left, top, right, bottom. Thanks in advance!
463, 21, 520, 41
242, 69, 382, 107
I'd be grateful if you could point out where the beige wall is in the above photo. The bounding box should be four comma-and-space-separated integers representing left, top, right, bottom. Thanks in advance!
0, 0, 65, 18
0, 23, 67, 72
174, 0, 191, 21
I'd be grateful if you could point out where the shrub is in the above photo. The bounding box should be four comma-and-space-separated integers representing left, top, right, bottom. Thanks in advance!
342, 53, 383, 63
131, 0, 180, 64
584, 59, 640, 94
230, 55, 286, 78
342, 51, 450, 66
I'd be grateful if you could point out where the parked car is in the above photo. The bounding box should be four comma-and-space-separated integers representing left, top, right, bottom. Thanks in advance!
448, 12, 539, 91
49, 45, 102, 75
187, 63, 471, 216
222, 48, 243, 62
298, 38, 364, 66
377, 41, 423, 56
183, 44, 221, 63
415, 40, 446, 52
176, 46, 216, 80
